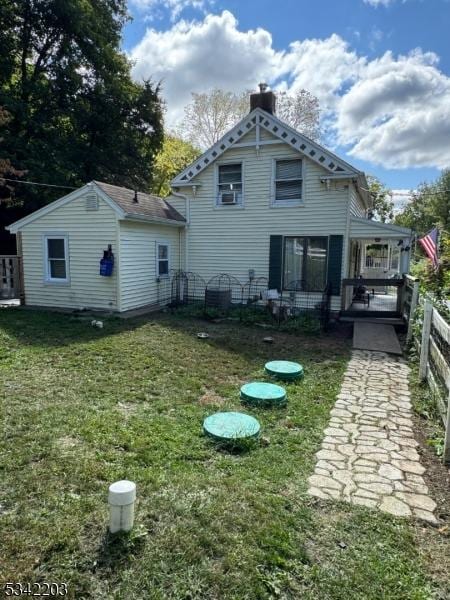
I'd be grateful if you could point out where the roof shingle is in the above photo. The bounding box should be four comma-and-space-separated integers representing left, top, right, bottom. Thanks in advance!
94, 181, 185, 223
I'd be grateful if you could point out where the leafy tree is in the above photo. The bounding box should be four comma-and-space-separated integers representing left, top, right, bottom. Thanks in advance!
395, 170, 450, 235
395, 170, 450, 299
276, 89, 320, 140
179, 87, 320, 149
0, 0, 164, 216
152, 134, 201, 197
367, 175, 394, 222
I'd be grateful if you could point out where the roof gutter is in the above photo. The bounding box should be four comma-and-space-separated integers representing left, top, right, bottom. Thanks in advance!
122, 213, 186, 227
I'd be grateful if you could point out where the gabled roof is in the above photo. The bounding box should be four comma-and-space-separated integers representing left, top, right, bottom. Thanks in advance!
350, 216, 412, 239
7, 181, 185, 233
93, 181, 185, 223
172, 107, 361, 187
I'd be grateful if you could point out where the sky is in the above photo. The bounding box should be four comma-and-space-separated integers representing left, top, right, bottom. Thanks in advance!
122, 0, 450, 205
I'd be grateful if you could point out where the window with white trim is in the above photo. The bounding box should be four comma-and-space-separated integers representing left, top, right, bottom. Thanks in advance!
45, 235, 69, 282
217, 163, 243, 205
274, 159, 302, 204
156, 242, 170, 277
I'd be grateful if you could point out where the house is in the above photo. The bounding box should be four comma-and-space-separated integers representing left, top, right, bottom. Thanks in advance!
7, 85, 412, 316
6, 182, 185, 312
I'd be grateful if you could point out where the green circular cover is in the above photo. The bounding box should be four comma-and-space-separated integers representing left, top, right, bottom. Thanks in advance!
240, 381, 287, 407
203, 412, 260, 440
265, 360, 304, 381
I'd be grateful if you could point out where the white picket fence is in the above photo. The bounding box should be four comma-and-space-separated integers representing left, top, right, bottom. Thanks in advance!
405, 274, 450, 463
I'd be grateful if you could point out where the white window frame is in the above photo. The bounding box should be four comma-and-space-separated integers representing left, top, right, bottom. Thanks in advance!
271, 158, 304, 207
215, 160, 244, 208
43, 234, 70, 284
156, 241, 170, 278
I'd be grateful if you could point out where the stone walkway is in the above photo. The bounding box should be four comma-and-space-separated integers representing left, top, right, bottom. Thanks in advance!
308, 350, 437, 523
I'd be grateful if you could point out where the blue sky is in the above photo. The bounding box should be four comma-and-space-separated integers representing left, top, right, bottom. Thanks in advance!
123, 0, 450, 198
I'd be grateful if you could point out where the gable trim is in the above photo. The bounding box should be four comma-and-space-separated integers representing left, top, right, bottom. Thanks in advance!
171, 107, 359, 187
7, 182, 124, 233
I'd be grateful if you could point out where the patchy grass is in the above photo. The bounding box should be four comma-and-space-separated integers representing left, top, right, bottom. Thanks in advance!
0, 309, 446, 598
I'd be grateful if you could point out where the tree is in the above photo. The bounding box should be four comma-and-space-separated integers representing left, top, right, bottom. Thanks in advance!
276, 90, 320, 141
179, 87, 320, 149
152, 134, 201, 197
367, 175, 394, 222
0, 107, 24, 204
395, 170, 450, 235
395, 170, 450, 298
0, 0, 164, 215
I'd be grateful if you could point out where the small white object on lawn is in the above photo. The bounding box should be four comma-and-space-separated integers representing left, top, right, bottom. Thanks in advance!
108, 480, 136, 533
91, 320, 104, 329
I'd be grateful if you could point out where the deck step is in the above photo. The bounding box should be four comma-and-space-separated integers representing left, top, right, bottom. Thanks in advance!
340, 316, 405, 326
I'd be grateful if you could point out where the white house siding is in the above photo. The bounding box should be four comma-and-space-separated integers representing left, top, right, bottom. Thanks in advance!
349, 184, 366, 218
20, 194, 119, 310
181, 137, 349, 311
119, 221, 181, 311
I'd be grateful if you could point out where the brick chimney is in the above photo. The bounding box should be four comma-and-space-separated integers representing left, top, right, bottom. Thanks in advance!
250, 83, 276, 114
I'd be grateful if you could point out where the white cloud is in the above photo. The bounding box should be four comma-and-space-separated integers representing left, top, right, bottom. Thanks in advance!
391, 189, 413, 213
130, 11, 281, 124
364, 0, 395, 6
129, 10, 450, 170
130, 0, 213, 21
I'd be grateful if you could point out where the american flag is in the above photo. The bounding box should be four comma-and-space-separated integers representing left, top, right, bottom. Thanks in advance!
418, 227, 439, 268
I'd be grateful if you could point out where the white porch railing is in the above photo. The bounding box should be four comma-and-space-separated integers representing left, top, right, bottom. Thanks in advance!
365, 256, 390, 269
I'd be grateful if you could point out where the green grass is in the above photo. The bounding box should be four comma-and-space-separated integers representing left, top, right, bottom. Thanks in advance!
0, 310, 442, 599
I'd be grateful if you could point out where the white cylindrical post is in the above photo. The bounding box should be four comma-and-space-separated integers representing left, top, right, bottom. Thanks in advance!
108, 480, 136, 533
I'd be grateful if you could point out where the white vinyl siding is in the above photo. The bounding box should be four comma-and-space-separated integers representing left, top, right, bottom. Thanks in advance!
19, 194, 118, 310
119, 221, 180, 311
349, 183, 366, 217
179, 141, 349, 312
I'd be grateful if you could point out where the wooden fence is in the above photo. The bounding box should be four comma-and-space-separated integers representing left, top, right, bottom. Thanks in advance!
405, 274, 450, 463
0, 255, 23, 300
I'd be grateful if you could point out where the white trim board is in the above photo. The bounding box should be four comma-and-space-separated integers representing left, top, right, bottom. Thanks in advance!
171, 107, 360, 188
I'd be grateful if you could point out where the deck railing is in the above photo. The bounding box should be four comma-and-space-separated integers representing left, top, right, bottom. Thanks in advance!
0, 255, 22, 300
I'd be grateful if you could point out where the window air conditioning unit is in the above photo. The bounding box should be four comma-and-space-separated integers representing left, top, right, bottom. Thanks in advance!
220, 191, 239, 205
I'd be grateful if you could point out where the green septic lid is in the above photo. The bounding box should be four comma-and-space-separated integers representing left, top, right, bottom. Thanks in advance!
203, 412, 261, 440
240, 381, 287, 407
265, 360, 304, 381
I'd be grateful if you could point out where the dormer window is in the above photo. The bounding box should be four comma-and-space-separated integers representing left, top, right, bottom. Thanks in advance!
217, 163, 243, 206
273, 159, 303, 205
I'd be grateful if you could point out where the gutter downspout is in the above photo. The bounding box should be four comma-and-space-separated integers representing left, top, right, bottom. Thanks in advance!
342, 184, 352, 311
171, 189, 190, 271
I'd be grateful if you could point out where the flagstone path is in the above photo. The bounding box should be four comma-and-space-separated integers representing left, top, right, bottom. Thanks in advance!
308, 350, 438, 524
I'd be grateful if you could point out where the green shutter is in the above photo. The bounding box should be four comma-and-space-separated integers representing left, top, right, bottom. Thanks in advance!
269, 235, 283, 291
327, 235, 343, 295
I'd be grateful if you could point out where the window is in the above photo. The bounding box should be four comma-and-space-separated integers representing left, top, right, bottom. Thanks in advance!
45, 235, 69, 282
217, 163, 242, 205
274, 159, 302, 204
156, 242, 170, 277
283, 237, 327, 291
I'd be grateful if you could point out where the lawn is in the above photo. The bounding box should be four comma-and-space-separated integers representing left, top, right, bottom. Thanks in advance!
0, 309, 447, 599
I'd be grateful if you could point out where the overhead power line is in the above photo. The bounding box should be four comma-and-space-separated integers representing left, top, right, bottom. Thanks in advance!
0, 177, 77, 190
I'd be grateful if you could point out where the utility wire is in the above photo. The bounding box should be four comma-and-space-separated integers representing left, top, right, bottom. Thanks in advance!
0, 176, 76, 190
